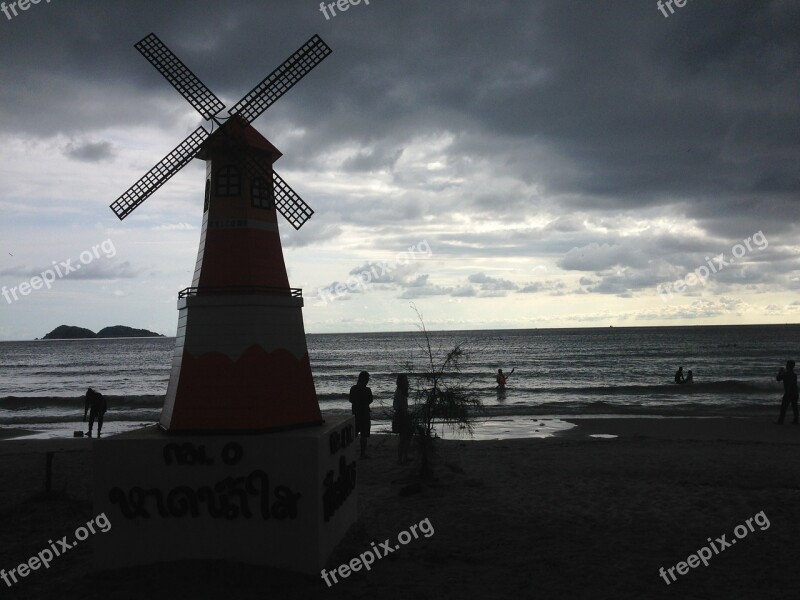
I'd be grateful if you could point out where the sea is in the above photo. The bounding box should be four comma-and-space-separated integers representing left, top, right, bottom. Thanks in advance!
0, 324, 796, 440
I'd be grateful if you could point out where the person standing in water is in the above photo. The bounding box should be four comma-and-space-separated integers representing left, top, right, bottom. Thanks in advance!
674, 366, 685, 384
349, 371, 374, 458
496, 368, 515, 399
496, 368, 515, 389
84, 387, 107, 438
777, 360, 798, 425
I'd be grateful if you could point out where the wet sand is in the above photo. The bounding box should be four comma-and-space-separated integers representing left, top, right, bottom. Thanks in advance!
1, 417, 799, 599
0, 428, 37, 441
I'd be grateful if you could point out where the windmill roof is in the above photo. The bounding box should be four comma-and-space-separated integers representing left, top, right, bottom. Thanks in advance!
196, 115, 283, 162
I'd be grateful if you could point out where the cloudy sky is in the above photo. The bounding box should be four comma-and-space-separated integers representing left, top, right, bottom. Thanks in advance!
0, 0, 798, 340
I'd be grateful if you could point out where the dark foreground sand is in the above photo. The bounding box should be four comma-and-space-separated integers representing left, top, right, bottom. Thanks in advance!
1, 418, 800, 600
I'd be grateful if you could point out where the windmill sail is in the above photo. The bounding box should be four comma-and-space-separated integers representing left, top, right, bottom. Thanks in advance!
238, 154, 314, 230
110, 127, 209, 220
227, 35, 332, 125
135, 33, 225, 121
273, 171, 314, 230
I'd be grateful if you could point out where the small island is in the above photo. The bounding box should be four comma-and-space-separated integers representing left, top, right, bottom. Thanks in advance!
41, 325, 165, 340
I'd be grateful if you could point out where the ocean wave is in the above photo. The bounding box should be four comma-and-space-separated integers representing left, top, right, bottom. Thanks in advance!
533, 380, 777, 396
314, 399, 777, 419
0, 401, 778, 426
0, 395, 165, 410
315, 380, 777, 402
477, 400, 775, 417
0, 412, 162, 425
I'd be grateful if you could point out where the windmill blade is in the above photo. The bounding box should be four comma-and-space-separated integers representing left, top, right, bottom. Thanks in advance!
238, 154, 275, 208
238, 155, 314, 230
273, 171, 314, 230
135, 33, 225, 121
227, 34, 332, 124
110, 127, 209, 220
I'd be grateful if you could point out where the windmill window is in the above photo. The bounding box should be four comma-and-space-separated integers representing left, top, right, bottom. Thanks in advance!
216, 166, 240, 197
251, 177, 273, 209
203, 179, 211, 212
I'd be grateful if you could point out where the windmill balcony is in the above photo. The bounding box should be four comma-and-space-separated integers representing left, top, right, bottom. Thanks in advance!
178, 286, 302, 299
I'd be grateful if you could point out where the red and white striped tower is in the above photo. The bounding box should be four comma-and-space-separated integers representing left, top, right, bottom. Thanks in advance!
109, 34, 333, 432
159, 116, 322, 431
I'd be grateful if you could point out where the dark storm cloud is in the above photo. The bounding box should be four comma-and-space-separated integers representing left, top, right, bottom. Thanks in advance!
68, 259, 138, 280
518, 280, 567, 295
1, 0, 797, 296
405, 272, 521, 300
468, 272, 518, 291
281, 222, 342, 248
559, 243, 651, 272
0, 260, 137, 280
398, 278, 452, 299
63, 140, 115, 162
341, 147, 405, 173
636, 297, 747, 321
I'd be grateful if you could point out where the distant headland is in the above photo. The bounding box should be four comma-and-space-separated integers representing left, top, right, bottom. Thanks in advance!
40, 325, 165, 340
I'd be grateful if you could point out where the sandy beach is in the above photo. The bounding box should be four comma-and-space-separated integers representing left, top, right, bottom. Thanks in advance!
1, 417, 799, 599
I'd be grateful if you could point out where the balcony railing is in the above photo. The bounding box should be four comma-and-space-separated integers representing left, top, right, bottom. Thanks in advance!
178, 286, 302, 299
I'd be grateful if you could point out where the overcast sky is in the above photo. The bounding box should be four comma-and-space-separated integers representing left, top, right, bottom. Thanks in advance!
0, 0, 798, 340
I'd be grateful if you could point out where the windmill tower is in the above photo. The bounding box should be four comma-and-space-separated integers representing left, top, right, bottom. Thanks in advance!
110, 33, 332, 432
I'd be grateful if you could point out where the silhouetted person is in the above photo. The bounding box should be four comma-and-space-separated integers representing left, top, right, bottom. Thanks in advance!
777, 360, 798, 425
674, 366, 685, 384
393, 374, 413, 465
349, 371, 373, 458
496, 368, 515, 399
685, 370, 694, 384
84, 387, 107, 438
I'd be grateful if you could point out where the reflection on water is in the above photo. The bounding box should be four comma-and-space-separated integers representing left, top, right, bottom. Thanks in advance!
372, 416, 577, 440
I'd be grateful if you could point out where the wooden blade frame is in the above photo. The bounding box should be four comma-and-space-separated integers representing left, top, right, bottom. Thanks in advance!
110, 127, 209, 220
227, 35, 331, 125
238, 154, 314, 230
135, 33, 225, 121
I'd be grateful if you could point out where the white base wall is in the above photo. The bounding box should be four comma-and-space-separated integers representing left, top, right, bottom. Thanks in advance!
92, 415, 358, 574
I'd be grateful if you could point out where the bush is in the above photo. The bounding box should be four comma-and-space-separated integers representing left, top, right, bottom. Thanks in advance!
403, 306, 483, 478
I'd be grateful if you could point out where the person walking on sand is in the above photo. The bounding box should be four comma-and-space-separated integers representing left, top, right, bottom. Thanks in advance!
349, 371, 373, 458
84, 387, 107, 438
777, 360, 798, 425
674, 366, 685, 384
393, 374, 413, 465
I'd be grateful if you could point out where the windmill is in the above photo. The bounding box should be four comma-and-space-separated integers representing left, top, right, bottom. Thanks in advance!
111, 33, 332, 431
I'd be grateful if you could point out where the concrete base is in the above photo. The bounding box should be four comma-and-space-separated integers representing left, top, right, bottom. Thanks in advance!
93, 415, 357, 575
